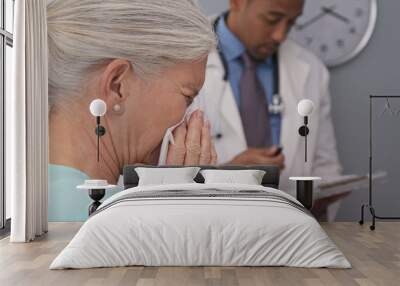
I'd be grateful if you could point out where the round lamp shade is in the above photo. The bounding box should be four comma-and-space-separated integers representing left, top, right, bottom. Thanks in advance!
297, 99, 314, 116
90, 99, 107, 117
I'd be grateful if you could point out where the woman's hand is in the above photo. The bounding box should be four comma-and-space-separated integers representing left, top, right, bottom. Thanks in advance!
166, 110, 218, 165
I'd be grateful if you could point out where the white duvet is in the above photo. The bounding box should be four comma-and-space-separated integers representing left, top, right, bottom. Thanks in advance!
50, 183, 351, 269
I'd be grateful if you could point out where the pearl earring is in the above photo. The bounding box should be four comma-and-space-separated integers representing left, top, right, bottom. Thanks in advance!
113, 104, 121, 112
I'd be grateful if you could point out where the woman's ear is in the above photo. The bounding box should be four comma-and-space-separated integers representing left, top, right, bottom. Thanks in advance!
99, 59, 132, 107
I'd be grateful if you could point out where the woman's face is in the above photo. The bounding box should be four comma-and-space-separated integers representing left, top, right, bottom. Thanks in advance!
105, 58, 208, 163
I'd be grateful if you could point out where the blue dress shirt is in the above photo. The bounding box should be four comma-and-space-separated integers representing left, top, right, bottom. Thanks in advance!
216, 16, 281, 146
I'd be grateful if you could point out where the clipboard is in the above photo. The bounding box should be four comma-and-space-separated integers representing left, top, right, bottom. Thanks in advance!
314, 171, 387, 200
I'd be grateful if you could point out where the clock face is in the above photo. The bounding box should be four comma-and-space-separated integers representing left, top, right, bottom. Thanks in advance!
289, 0, 377, 67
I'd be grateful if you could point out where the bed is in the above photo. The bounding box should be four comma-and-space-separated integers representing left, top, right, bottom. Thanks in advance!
50, 165, 350, 269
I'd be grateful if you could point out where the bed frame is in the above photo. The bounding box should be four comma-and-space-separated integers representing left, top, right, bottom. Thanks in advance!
123, 165, 280, 189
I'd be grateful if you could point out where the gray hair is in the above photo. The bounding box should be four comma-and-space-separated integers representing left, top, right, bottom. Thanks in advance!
47, 0, 216, 103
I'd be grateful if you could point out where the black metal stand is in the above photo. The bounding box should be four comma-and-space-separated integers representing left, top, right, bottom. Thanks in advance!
88, 189, 105, 216
296, 180, 313, 210
359, 95, 400, 230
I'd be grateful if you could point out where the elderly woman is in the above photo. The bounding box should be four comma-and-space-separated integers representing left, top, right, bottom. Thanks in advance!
47, 0, 217, 221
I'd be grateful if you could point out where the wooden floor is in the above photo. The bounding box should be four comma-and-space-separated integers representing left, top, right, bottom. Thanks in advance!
0, 222, 399, 286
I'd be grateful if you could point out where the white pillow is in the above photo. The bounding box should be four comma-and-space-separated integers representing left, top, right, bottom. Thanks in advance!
200, 169, 266, 185
135, 167, 201, 186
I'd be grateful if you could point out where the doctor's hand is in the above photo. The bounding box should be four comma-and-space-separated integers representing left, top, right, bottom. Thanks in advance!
228, 146, 285, 169
166, 110, 218, 166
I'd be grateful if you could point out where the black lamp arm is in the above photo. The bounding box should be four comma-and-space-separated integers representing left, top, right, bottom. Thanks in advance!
298, 116, 309, 162
94, 116, 106, 162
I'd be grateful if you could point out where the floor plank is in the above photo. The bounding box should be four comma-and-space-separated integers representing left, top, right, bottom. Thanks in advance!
0, 222, 399, 286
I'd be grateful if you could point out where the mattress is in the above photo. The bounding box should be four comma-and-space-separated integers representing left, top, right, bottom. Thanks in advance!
50, 183, 351, 269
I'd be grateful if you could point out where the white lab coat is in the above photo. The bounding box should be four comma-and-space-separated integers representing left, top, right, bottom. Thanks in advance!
195, 39, 342, 201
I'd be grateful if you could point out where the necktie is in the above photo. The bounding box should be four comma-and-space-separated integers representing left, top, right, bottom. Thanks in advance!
239, 52, 272, 148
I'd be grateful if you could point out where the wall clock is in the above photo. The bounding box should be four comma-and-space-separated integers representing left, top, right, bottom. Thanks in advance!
289, 0, 378, 67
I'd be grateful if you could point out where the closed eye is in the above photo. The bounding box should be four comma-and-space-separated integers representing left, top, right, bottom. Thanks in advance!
183, 91, 199, 107
185, 95, 194, 106
181, 85, 200, 106
260, 14, 282, 25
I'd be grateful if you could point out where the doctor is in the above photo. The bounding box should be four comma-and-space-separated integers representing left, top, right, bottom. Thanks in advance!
197, 0, 344, 218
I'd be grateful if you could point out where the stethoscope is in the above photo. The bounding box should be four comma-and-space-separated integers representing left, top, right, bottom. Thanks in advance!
212, 15, 284, 140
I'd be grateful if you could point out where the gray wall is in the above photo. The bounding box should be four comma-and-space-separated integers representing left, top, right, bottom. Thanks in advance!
199, 0, 400, 221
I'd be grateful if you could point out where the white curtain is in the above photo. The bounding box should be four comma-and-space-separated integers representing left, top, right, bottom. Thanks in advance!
8, 0, 49, 242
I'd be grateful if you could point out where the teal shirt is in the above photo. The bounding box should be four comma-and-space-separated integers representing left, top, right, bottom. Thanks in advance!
48, 164, 122, 222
